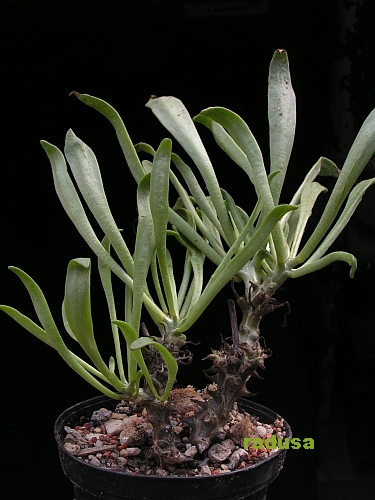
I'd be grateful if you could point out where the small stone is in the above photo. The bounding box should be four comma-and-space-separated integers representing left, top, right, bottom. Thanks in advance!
119, 422, 152, 446
256, 425, 267, 437
111, 412, 127, 420
228, 416, 256, 446
184, 445, 198, 458
208, 444, 232, 463
117, 457, 127, 465
155, 468, 168, 476
64, 443, 80, 454
221, 439, 235, 451
90, 456, 101, 467
104, 419, 125, 436
123, 415, 139, 426
173, 425, 183, 434
119, 447, 141, 457
200, 465, 212, 475
228, 448, 248, 470
91, 408, 112, 425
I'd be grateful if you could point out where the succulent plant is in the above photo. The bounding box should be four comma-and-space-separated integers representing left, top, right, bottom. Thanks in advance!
1, 49, 374, 464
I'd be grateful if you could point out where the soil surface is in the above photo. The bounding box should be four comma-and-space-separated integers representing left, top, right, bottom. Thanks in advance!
63, 387, 286, 477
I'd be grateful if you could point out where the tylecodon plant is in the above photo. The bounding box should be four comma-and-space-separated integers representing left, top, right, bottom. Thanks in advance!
1, 50, 375, 465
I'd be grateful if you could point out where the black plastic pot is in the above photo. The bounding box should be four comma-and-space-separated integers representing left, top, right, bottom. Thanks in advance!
54, 395, 291, 500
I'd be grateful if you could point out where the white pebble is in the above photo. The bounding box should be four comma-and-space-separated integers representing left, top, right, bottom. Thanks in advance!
184, 445, 198, 458
90, 456, 101, 467
200, 465, 212, 475
104, 419, 125, 436
119, 447, 141, 457
256, 425, 267, 437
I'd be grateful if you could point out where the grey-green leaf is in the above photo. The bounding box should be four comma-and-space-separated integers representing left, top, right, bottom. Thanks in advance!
64, 129, 134, 277
268, 49, 296, 204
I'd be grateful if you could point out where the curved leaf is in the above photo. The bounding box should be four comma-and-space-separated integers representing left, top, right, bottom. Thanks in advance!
130, 337, 178, 402
72, 93, 145, 183
290, 251, 357, 278
40, 140, 165, 325
297, 108, 375, 261
146, 96, 235, 245
295, 178, 375, 266
289, 182, 328, 257
63, 258, 123, 391
194, 113, 254, 183
64, 130, 134, 276
114, 320, 160, 400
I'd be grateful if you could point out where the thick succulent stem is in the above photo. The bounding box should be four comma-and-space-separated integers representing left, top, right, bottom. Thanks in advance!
144, 279, 288, 466
185, 279, 288, 454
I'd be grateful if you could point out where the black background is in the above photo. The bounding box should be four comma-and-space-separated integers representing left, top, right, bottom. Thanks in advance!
2, 1, 375, 499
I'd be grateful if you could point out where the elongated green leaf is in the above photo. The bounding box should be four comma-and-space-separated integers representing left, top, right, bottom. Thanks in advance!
150, 139, 179, 320
289, 182, 328, 257
296, 178, 375, 266
40, 140, 165, 325
171, 153, 223, 235
288, 157, 339, 209
222, 189, 246, 237
63, 258, 94, 347
168, 170, 225, 255
297, 108, 375, 261
198, 106, 289, 264
179, 204, 297, 332
130, 337, 178, 402
290, 251, 357, 278
0, 304, 50, 345
177, 253, 192, 311
198, 107, 273, 213
132, 174, 157, 333
1, 269, 125, 398
5, 267, 62, 344
64, 130, 134, 276
72, 93, 145, 183
109, 356, 115, 373
150, 253, 168, 314
194, 113, 254, 183
186, 248, 204, 311
268, 50, 296, 204
135, 142, 156, 156
114, 320, 160, 399
168, 209, 223, 265
146, 96, 235, 246
62, 299, 78, 341
282, 157, 339, 233
63, 258, 123, 391
98, 236, 126, 385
